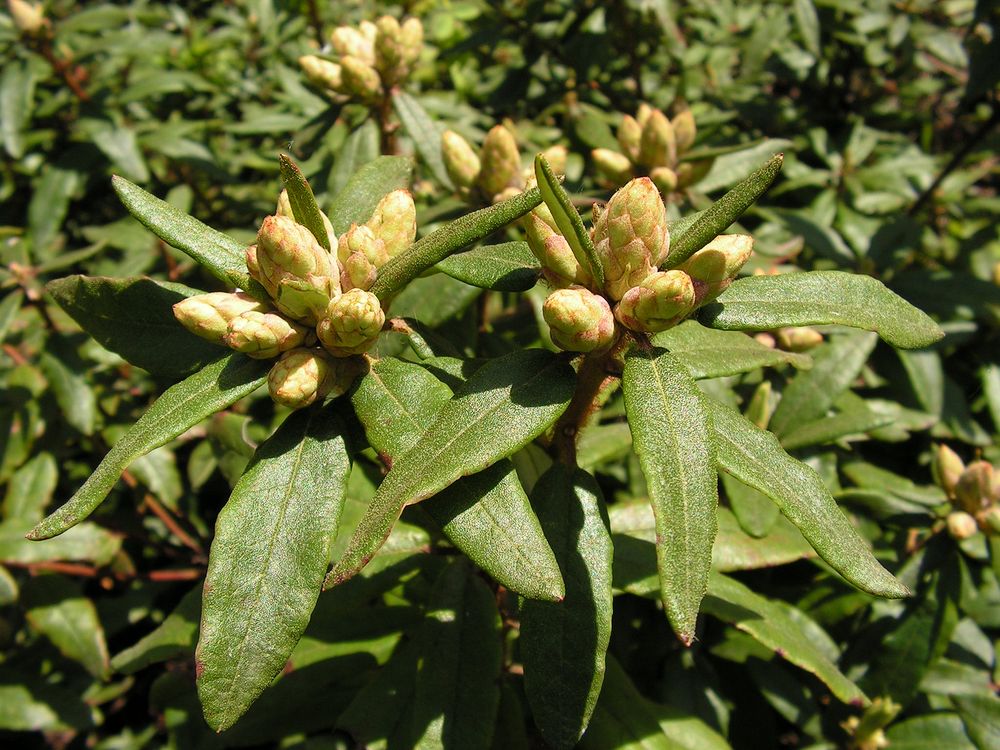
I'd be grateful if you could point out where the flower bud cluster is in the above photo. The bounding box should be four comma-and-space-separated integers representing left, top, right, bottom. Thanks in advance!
173, 190, 416, 408
441, 125, 567, 204
592, 104, 711, 195
526, 177, 752, 351
299, 15, 423, 103
7, 0, 49, 36
932, 445, 1000, 539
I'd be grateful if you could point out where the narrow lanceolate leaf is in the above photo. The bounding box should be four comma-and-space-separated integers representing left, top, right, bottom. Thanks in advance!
534, 154, 604, 288
768, 331, 877, 437
521, 466, 614, 750
197, 405, 351, 732
328, 349, 575, 587
393, 91, 453, 189
665, 153, 783, 267
1, 60, 33, 159
328, 155, 413, 235
111, 176, 265, 299
370, 187, 544, 301
699, 271, 944, 349
351, 359, 564, 600
22, 576, 110, 680
655, 320, 811, 379
329, 120, 380, 196
46, 275, 224, 377
411, 560, 502, 750
704, 572, 866, 705
435, 242, 541, 291
112, 584, 200, 674
279, 154, 331, 251
707, 399, 908, 598
623, 347, 718, 644
28, 355, 268, 540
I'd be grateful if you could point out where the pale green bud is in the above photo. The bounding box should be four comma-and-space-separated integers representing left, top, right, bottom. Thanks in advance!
173, 292, 269, 344
7, 0, 47, 36
955, 461, 994, 514
617, 115, 642, 163
317, 289, 386, 356
983, 506, 1000, 535
246, 244, 260, 277
442, 130, 481, 190
638, 109, 676, 169
223, 311, 307, 359
320, 211, 339, 257
947, 511, 979, 541
614, 270, 695, 333
676, 158, 714, 189
523, 209, 591, 288
746, 380, 772, 430
299, 55, 344, 93
359, 20, 378, 44
593, 148, 633, 187
592, 177, 670, 300
276, 189, 293, 218
541, 145, 568, 176
267, 349, 339, 408
649, 166, 678, 194
340, 56, 382, 102
342, 251, 378, 291
374, 16, 405, 84
477, 125, 522, 199
932, 444, 965, 497
543, 287, 616, 353
339, 224, 389, 269
331, 25, 375, 66
399, 17, 423, 66
672, 110, 697, 155
636, 103, 653, 128
367, 189, 416, 260
775, 326, 823, 352
679, 234, 754, 308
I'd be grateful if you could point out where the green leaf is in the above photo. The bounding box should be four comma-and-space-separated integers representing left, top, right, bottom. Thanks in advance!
350, 358, 564, 600
534, 154, 604, 288
954, 693, 1000, 750
3, 451, 57, 522
328, 120, 380, 196
700, 271, 944, 349
704, 573, 865, 704
328, 155, 413, 236
707, 399, 908, 598
411, 560, 502, 750
655, 320, 811, 379
0, 519, 121, 565
1, 59, 33, 159
521, 466, 614, 750
28, 354, 269, 540
435, 242, 541, 291
722, 473, 779, 538
23, 575, 110, 680
196, 405, 351, 732
578, 656, 674, 750
46, 276, 224, 377
112, 585, 200, 674
39, 346, 98, 436
793, 0, 821, 56
768, 331, 877, 437
278, 154, 331, 251
0, 671, 94, 731
327, 349, 574, 587
111, 176, 265, 298
623, 347, 718, 643
393, 91, 453, 189
666, 154, 783, 267
370, 187, 543, 301
0, 289, 23, 345
0, 566, 17, 605
886, 714, 977, 750
91, 123, 150, 183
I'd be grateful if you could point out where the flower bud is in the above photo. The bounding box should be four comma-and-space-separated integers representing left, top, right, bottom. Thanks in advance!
442, 130, 481, 190
477, 125, 522, 199
676, 159, 714, 189
636, 103, 653, 128
331, 25, 375, 65
541, 145, 568, 176
932, 444, 965, 497
746, 381, 772, 430
338, 224, 388, 268
254, 215, 338, 324
614, 270, 695, 333
638, 109, 676, 169
983, 506, 1000, 535
523, 208, 591, 288
374, 16, 404, 83
267, 349, 347, 408
955, 461, 994, 514
223, 311, 307, 359
276, 189, 294, 218
617, 115, 642, 164
359, 20, 378, 43
340, 56, 382, 102
342, 251, 378, 291
399, 18, 423, 66
299, 55, 344, 93
7, 0, 47, 36
680, 234, 754, 309
672, 110, 697, 155
543, 287, 616, 353
173, 292, 269, 344
775, 327, 823, 352
317, 289, 386, 356
367, 189, 416, 260
947, 511, 979, 541
649, 166, 678, 194
592, 177, 670, 300
593, 148, 633, 187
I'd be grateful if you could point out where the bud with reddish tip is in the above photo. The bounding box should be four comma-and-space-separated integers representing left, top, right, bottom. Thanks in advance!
317, 289, 386, 356
649, 166, 678, 194
591, 177, 670, 300
268, 349, 342, 408
331, 25, 375, 65
593, 148, 633, 187
340, 56, 382, 102
947, 511, 979, 540
543, 287, 616, 353
299, 55, 344, 93
932, 444, 965, 497
614, 270, 695, 333
523, 207, 591, 288
337, 224, 385, 291
173, 292, 269, 344
775, 326, 823, 352
617, 115, 642, 163
223, 311, 307, 359
678, 234, 754, 308
638, 109, 676, 169
955, 461, 994, 514
442, 130, 481, 191
367, 189, 416, 260
672, 110, 697, 155
477, 125, 521, 199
